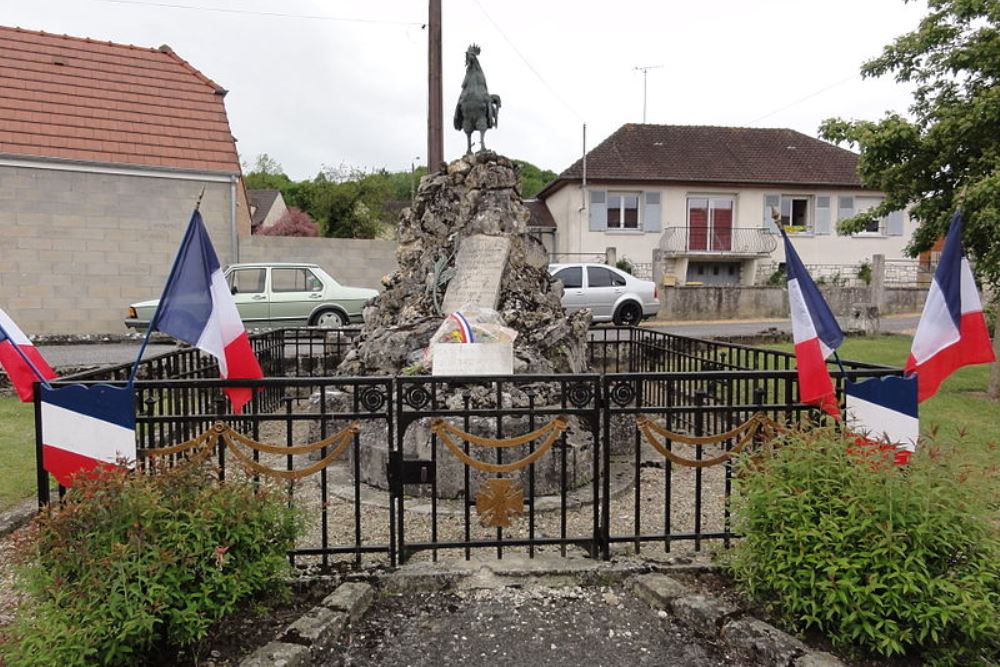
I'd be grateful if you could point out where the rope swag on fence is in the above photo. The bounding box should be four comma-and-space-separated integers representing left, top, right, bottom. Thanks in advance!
140, 420, 361, 479
635, 412, 780, 468
430, 416, 569, 473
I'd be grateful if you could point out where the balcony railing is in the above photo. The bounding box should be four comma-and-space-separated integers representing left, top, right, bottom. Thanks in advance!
658, 226, 777, 257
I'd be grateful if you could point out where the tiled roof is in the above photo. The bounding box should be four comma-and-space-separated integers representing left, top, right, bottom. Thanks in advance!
539, 124, 865, 198
524, 198, 556, 229
247, 188, 281, 228
0, 26, 240, 173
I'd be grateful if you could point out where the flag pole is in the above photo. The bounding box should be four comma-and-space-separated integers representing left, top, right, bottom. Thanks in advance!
0, 320, 53, 390
127, 196, 203, 385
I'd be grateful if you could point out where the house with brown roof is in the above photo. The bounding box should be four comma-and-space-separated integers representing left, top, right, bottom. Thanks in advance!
247, 188, 288, 232
537, 124, 913, 286
0, 26, 251, 334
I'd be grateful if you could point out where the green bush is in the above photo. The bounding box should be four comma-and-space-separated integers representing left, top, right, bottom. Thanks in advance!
726, 426, 999, 663
857, 260, 873, 286
765, 266, 786, 287
615, 257, 634, 275
3, 461, 302, 667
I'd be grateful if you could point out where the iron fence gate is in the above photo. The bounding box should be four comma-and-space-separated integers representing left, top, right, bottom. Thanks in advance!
36, 327, 901, 570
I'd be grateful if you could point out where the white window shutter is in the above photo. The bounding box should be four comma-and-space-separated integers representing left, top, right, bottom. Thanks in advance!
815, 196, 831, 234
589, 190, 607, 232
886, 209, 905, 236
837, 196, 855, 222
643, 192, 662, 233
763, 194, 780, 233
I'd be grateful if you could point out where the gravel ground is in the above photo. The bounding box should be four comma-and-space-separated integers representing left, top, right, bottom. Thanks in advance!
245, 417, 734, 569
326, 585, 756, 666
0, 535, 24, 634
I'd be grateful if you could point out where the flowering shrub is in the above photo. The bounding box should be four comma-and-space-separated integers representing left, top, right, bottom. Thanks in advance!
726, 426, 999, 663
256, 207, 319, 237
2, 461, 301, 667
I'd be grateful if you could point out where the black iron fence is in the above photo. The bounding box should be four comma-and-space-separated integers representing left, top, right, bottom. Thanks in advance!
37, 326, 900, 569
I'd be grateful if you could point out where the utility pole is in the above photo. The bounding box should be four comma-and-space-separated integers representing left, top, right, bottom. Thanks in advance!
633, 65, 662, 124
428, 0, 443, 172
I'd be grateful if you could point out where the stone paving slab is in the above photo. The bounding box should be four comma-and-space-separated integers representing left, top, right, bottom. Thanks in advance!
241, 641, 312, 667
323, 585, 751, 666
321, 582, 374, 622
282, 606, 347, 653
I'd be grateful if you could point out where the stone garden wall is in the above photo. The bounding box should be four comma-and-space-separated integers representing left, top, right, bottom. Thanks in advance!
656, 285, 926, 321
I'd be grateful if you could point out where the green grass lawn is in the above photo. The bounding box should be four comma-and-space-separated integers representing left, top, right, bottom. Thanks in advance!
769, 334, 1000, 446
0, 395, 37, 512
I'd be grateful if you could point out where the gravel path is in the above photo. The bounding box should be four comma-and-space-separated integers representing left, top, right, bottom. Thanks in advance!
245, 417, 733, 568
326, 585, 756, 666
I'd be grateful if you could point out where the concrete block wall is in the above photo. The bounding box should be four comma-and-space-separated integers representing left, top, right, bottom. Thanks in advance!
657, 285, 926, 321
0, 165, 241, 335
239, 236, 398, 291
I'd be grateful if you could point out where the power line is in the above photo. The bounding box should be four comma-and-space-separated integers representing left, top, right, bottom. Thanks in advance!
746, 74, 857, 125
88, 0, 426, 27
471, 0, 582, 121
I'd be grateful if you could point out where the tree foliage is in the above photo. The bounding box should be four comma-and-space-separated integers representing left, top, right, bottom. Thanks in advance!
256, 207, 319, 237
819, 0, 1000, 287
242, 153, 556, 238
514, 159, 557, 198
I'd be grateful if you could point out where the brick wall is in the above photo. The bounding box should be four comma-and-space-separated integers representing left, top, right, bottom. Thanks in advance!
239, 236, 397, 291
0, 165, 245, 334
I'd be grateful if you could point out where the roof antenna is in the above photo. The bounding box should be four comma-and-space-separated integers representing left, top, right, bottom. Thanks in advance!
633, 65, 662, 124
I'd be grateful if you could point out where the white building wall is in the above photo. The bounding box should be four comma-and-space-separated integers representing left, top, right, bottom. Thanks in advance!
543, 183, 916, 281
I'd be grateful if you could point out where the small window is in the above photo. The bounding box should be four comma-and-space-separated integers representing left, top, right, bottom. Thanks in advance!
227, 268, 265, 294
607, 192, 640, 229
856, 196, 885, 234
779, 196, 810, 232
587, 266, 615, 288
553, 266, 582, 289
271, 268, 323, 293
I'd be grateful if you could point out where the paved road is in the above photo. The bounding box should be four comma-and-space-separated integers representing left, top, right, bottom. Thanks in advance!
35, 342, 177, 368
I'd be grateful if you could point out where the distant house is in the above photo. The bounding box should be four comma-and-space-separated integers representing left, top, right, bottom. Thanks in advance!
248, 188, 288, 232
524, 198, 556, 255
0, 26, 251, 334
537, 124, 913, 286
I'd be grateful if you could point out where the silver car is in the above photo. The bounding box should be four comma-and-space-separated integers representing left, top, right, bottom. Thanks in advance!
549, 263, 660, 326
126, 262, 377, 330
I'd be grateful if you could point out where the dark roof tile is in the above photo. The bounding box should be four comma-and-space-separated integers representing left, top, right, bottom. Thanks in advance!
540, 124, 865, 198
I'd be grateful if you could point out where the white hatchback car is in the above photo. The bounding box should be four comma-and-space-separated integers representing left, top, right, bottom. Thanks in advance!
549, 263, 660, 326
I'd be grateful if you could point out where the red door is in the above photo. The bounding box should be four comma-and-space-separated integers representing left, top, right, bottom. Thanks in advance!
711, 199, 733, 251
688, 199, 708, 251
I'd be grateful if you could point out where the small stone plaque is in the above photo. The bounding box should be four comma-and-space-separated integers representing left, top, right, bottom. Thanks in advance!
432, 343, 513, 376
442, 235, 511, 314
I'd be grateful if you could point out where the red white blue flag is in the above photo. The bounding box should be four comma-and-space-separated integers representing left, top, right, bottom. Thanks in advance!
41, 383, 135, 487
150, 211, 262, 412
845, 375, 918, 465
906, 211, 994, 402
782, 229, 844, 417
449, 312, 475, 343
0, 307, 57, 402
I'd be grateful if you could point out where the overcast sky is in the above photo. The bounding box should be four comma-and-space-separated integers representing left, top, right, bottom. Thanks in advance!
5, 0, 928, 180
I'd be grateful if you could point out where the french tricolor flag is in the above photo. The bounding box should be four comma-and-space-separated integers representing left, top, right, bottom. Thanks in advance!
149, 211, 263, 413
906, 211, 995, 402
782, 229, 845, 417
41, 383, 135, 487
0, 307, 57, 402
